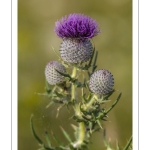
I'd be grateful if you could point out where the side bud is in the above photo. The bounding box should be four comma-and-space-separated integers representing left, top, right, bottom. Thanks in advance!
45, 61, 66, 85
89, 69, 114, 95
60, 38, 93, 63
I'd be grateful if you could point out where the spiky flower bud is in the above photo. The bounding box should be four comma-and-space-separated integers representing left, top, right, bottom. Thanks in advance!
45, 61, 66, 85
89, 69, 114, 95
60, 38, 93, 63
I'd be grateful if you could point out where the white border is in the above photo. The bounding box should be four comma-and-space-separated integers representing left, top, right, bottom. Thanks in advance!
139, 0, 150, 150
133, 0, 139, 149
9, 0, 140, 149
0, 0, 14, 150
12, 0, 17, 149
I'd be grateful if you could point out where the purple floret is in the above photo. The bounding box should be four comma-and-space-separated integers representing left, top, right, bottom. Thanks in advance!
54, 14, 100, 39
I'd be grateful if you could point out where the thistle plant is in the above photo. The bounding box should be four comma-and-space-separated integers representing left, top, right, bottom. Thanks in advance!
30, 13, 132, 150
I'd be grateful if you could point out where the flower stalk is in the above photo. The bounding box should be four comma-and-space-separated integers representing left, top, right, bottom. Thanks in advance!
84, 94, 98, 111
71, 66, 77, 102
72, 122, 86, 148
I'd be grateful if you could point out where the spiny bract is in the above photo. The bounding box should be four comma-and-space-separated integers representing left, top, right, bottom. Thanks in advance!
60, 38, 93, 63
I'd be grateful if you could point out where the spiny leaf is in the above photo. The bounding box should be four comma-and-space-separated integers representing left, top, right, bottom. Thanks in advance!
87, 48, 95, 68
55, 91, 64, 98
116, 140, 121, 150
92, 50, 98, 73
46, 101, 54, 109
56, 104, 66, 118
55, 69, 76, 83
71, 124, 78, 131
30, 114, 43, 145
51, 132, 63, 146
96, 120, 103, 129
44, 145, 55, 150
60, 126, 72, 143
105, 93, 122, 115
71, 124, 79, 140
51, 45, 61, 59
103, 89, 115, 100
123, 136, 132, 150
45, 80, 53, 94
45, 131, 52, 148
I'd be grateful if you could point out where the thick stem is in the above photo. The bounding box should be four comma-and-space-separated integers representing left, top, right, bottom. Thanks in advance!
71, 66, 77, 78
78, 122, 85, 144
71, 67, 77, 102
71, 83, 76, 101
71, 67, 86, 148
72, 122, 86, 148
73, 105, 86, 148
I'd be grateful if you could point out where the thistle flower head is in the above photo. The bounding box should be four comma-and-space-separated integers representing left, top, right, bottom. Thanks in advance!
54, 13, 100, 39
60, 38, 93, 63
89, 69, 114, 95
45, 61, 66, 85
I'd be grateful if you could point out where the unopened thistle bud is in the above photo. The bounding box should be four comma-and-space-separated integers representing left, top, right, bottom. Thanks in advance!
45, 61, 66, 85
54, 13, 100, 63
89, 69, 114, 95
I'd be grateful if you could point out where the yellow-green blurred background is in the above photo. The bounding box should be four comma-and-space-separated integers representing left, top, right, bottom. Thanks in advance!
18, 0, 132, 150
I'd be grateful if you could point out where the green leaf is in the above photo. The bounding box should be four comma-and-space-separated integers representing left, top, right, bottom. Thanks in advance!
96, 120, 103, 129
116, 140, 121, 150
92, 50, 98, 73
71, 124, 79, 140
55, 91, 64, 98
45, 80, 52, 94
30, 114, 43, 145
105, 93, 122, 115
123, 136, 132, 150
51, 132, 63, 146
55, 69, 76, 83
87, 48, 95, 68
103, 89, 115, 100
46, 101, 54, 109
45, 131, 52, 148
60, 126, 72, 143
71, 124, 78, 131
51, 45, 61, 59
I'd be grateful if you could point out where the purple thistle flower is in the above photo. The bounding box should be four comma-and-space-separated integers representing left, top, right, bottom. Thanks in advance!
54, 13, 100, 39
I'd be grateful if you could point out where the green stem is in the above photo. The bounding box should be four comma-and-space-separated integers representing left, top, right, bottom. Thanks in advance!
85, 94, 97, 110
78, 122, 85, 144
123, 136, 132, 150
71, 67, 77, 102
71, 67, 85, 148
71, 66, 77, 78
71, 83, 76, 101
72, 122, 86, 148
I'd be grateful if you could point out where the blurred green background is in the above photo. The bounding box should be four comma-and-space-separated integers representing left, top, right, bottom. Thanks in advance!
18, 0, 132, 150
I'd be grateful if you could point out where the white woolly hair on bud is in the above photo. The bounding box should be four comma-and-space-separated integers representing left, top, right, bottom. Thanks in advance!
45, 61, 66, 85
